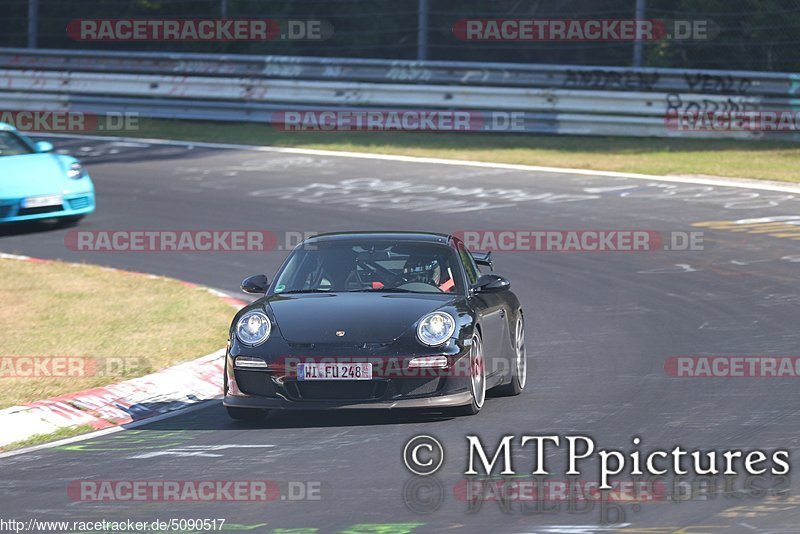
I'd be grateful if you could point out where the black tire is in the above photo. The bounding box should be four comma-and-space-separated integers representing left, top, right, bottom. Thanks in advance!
494, 314, 526, 396
453, 331, 486, 416
226, 406, 269, 422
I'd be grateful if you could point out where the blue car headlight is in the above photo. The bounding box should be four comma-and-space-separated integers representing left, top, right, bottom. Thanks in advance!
66, 162, 86, 180
235, 311, 272, 346
417, 312, 456, 346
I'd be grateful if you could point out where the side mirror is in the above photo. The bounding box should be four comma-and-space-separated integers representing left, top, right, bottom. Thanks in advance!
241, 274, 269, 294
471, 274, 510, 294
34, 141, 55, 153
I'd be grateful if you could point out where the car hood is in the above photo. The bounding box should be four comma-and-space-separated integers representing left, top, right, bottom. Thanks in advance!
266, 292, 457, 344
0, 153, 72, 198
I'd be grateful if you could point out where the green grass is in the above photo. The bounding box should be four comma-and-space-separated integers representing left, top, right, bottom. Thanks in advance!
1, 425, 95, 452
114, 118, 800, 183
0, 258, 234, 409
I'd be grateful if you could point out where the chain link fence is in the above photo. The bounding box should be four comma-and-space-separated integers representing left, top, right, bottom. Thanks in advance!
1, 0, 798, 71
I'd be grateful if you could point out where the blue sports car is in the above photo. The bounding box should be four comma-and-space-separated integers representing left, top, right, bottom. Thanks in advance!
0, 123, 95, 224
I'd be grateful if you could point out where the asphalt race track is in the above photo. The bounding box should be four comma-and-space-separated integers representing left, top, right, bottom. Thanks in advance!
1, 136, 800, 533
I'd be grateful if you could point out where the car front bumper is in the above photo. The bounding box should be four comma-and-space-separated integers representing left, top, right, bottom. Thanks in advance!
224, 339, 476, 411
223, 390, 474, 410
0, 191, 95, 223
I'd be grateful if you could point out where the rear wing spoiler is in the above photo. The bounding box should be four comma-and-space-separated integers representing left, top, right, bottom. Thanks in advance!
471, 251, 493, 271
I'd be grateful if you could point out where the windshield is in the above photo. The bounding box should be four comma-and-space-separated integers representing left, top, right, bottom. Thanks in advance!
272, 240, 462, 294
0, 131, 34, 157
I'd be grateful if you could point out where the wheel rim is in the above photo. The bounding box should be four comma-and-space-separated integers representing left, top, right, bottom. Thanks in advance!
470, 334, 486, 408
515, 317, 527, 389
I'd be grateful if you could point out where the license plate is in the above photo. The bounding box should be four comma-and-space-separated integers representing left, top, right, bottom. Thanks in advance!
298, 363, 372, 380
22, 194, 62, 208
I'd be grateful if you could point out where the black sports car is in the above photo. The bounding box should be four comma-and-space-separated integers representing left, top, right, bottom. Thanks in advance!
223, 232, 526, 420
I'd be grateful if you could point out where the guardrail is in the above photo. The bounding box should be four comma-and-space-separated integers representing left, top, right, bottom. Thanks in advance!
1, 48, 798, 139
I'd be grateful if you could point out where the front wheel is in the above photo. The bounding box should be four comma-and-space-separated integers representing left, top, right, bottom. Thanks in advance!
226, 406, 269, 422
495, 314, 526, 396
454, 331, 486, 416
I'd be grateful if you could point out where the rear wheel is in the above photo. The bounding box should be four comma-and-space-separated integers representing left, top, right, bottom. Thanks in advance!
454, 331, 486, 416
226, 407, 269, 422
495, 314, 526, 396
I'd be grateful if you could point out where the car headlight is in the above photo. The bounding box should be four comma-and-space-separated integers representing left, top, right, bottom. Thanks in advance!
416, 311, 456, 346
66, 162, 86, 180
235, 311, 271, 346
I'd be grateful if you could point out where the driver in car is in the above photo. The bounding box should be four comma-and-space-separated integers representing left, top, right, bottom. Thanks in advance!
402, 256, 456, 292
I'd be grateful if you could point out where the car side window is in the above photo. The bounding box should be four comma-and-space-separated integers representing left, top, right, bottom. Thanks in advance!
0, 132, 33, 156
456, 241, 480, 285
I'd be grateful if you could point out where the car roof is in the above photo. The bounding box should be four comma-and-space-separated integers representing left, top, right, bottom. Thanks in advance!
305, 231, 452, 245
0, 123, 15, 131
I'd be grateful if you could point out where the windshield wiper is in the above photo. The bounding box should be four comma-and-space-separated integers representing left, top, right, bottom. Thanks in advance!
349, 287, 414, 293
277, 289, 333, 294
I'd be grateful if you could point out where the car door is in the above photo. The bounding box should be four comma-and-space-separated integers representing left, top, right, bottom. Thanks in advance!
455, 239, 506, 381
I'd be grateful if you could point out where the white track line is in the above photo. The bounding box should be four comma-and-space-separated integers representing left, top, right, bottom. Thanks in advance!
0, 253, 243, 457
39, 132, 800, 195
0, 399, 220, 459
7, 132, 793, 456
